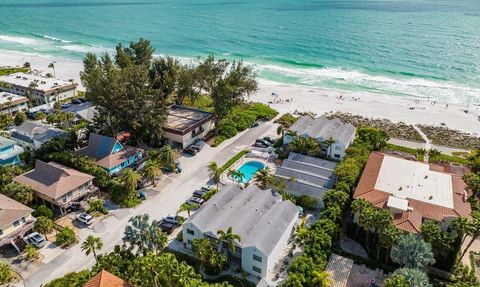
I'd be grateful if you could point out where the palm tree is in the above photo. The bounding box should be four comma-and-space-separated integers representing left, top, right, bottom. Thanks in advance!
48, 62, 56, 77
227, 169, 244, 185
450, 217, 469, 244
142, 159, 162, 186
179, 202, 198, 217
428, 149, 441, 162
119, 168, 141, 192
311, 270, 333, 287
460, 213, 480, 260
207, 161, 222, 187
393, 268, 432, 287
24, 244, 39, 261
324, 137, 336, 158
391, 233, 435, 269
253, 167, 272, 190
123, 214, 166, 255
81, 235, 103, 263
217, 227, 241, 258
158, 144, 178, 171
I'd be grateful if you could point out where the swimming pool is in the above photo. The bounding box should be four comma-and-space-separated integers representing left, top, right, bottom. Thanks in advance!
230, 161, 265, 183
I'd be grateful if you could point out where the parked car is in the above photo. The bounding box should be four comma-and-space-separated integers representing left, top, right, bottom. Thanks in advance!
158, 221, 176, 234
24, 232, 46, 248
71, 98, 82, 104
26, 111, 36, 119
251, 122, 259, 128
162, 214, 180, 225
187, 196, 205, 206
66, 203, 80, 213
77, 212, 94, 226
61, 103, 71, 109
163, 162, 182, 173
183, 146, 197, 156
193, 190, 207, 198
138, 191, 146, 200
78, 97, 87, 103
256, 138, 271, 146
39, 108, 51, 115
263, 136, 276, 144
254, 141, 268, 148
200, 185, 214, 192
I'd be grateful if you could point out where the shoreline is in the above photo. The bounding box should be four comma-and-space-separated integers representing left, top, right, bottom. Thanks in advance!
1, 48, 480, 135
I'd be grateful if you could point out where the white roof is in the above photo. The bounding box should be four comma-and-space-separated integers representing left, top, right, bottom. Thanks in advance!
186, 185, 298, 256
375, 156, 454, 209
289, 116, 356, 144
387, 195, 409, 211
0, 92, 28, 105
0, 72, 76, 92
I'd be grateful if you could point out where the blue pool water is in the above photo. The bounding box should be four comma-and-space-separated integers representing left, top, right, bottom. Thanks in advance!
232, 161, 265, 183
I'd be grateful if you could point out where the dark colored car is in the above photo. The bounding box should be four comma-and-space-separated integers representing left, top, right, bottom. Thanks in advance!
138, 191, 146, 200
78, 97, 87, 102
158, 221, 176, 234
71, 98, 82, 104
26, 111, 36, 119
251, 122, 259, 128
263, 136, 276, 144
184, 147, 197, 156
193, 190, 207, 198
254, 142, 268, 148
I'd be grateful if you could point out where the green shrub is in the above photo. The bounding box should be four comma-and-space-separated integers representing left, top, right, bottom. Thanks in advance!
219, 124, 237, 138
56, 227, 77, 247
33, 205, 54, 219
219, 150, 249, 173
212, 136, 227, 147
44, 270, 92, 287
296, 195, 318, 211
275, 113, 298, 128
0, 261, 15, 285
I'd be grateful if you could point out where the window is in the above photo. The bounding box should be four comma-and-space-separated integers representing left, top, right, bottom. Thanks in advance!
187, 240, 193, 245
187, 229, 195, 235
334, 154, 341, 158
13, 220, 20, 227
253, 254, 262, 262
252, 266, 262, 273
335, 145, 341, 150
0, 229, 3, 236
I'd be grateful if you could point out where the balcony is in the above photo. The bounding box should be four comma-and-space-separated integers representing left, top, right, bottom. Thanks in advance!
55, 185, 98, 206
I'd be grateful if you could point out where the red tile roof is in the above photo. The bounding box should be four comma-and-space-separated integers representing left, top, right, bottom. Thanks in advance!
84, 270, 132, 287
353, 152, 471, 234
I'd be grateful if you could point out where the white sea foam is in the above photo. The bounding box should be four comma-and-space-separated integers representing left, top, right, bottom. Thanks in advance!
40, 34, 72, 43
0, 35, 38, 45
59, 44, 112, 54
255, 64, 480, 104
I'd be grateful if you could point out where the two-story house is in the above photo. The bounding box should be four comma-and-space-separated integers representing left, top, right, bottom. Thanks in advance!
0, 136, 24, 166
14, 160, 97, 214
10, 121, 68, 150
353, 152, 471, 234
284, 116, 356, 160
75, 133, 144, 175
0, 194, 35, 251
182, 185, 298, 279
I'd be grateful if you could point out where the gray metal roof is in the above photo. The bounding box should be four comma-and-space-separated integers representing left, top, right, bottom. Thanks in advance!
289, 116, 356, 144
186, 185, 298, 256
11, 121, 67, 144
288, 152, 338, 170
274, 152, 337, 198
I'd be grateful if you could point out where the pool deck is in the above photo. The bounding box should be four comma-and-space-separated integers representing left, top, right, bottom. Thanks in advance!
220, 151, 276, 185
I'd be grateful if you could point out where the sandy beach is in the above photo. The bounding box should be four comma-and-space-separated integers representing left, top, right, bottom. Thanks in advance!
2, 49, 480, 135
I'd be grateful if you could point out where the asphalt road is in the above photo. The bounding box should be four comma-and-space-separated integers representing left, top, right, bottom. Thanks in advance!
24, 121, 278, 287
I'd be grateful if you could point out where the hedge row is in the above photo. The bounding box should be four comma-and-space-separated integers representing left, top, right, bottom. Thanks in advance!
283, 128, 383, 287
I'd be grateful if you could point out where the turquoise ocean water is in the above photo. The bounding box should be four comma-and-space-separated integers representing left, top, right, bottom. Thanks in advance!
0, 0, 480, 104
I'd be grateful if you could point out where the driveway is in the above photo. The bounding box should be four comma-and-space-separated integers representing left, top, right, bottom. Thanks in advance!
22, 120, 279, 286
